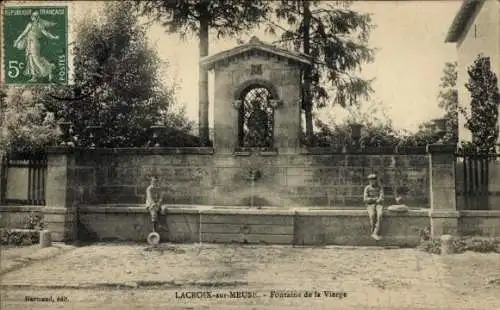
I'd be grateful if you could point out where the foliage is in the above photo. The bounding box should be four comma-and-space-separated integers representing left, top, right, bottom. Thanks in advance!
396, 121, 442, 147
135, 0, 271, 40
453, 238, 500, 253
39, 1, 189, 148
0, 229, 39, 246
460, 55, 500, 151
311, 101, 403, 148
438, 62, 458, 144
418, 236, 500, 255
417, 239, 441, 254
0, 87, 59, 157
310, 102, 444, 148
24, 212, 44, 230
265, 1, 375, 139
314, 120, 400, 148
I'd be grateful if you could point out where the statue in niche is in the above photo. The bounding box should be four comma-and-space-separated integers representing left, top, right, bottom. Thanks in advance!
240, 87, 274, 148
245, 99, 271, 147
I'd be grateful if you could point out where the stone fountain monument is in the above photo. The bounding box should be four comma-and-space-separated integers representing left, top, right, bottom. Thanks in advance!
41, 36, 443, 246
200, 36, 312, 154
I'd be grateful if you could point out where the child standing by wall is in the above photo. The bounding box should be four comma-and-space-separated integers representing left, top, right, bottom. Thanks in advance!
145, 175, 163, 232
363, 174, 384, 240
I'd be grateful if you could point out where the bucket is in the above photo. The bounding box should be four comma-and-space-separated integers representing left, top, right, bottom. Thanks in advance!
147, 232, 160, 245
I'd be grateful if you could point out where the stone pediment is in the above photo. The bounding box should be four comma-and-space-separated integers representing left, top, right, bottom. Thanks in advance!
200, 36, 312, 70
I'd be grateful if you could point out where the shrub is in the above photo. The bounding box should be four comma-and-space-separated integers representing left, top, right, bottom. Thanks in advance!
418, 236, 500, 254
455, 237, 499, 253
24, 212, 44, 230
417, 239, 441, 254
0, 229, 39, 246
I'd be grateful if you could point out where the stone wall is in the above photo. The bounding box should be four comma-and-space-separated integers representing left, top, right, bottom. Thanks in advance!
459, 211, 500, 237
74, 206, 500, 244
69, 148, 430, 208
3, 205, 500, 245
77, 205, 430, 246
0, 206, 42, 229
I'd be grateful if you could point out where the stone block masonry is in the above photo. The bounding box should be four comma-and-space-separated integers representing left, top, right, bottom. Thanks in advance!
64, 148, 430, 208
77, 205, 429, 246
33, 144, 500, 244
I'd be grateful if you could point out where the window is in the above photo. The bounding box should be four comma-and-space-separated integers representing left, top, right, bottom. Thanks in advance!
238, 86, 274, 148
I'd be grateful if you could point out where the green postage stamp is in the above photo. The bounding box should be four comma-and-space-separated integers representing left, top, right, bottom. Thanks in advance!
3, 6, 68, 85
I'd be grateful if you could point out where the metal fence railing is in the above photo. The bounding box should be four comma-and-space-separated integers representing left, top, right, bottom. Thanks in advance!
455, 149, 499, 210
1, 155, 47, 205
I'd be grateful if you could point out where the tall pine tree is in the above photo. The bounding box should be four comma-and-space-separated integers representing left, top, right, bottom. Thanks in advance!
265, 1, 375, 143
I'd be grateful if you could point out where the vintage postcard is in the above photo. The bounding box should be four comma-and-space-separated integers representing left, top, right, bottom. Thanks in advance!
0, 0, 499, 309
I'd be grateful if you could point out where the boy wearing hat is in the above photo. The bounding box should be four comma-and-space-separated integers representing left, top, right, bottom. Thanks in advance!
363, 173, 384, 240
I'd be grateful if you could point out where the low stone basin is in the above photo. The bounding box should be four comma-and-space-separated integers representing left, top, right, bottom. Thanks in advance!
77, 203, 432, 246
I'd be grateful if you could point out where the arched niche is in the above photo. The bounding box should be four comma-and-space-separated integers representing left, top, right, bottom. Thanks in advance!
233, 78, 279, 101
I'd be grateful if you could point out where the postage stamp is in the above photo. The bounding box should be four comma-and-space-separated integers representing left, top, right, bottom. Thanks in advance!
2, 6, 68, 85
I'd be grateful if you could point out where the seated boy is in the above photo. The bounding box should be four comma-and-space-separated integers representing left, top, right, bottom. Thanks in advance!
363, 174, 384, 240
145, 175, 164, 232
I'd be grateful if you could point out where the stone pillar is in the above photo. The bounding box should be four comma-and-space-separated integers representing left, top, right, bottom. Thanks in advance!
44, 147, 78, 243
199, 69, 210, 146
273, 96, 300, 153
427, 144, 459, 238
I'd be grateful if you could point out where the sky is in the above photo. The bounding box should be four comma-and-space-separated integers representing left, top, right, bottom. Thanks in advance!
5, 0, 463, 133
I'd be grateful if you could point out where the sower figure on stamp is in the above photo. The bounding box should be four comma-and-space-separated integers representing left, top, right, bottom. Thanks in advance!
363, 174, 384, 240
145, 175, 164, 232
13, 10, 59, 82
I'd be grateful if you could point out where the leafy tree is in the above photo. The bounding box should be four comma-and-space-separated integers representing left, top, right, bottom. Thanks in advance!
265, 0, 375, 142
398, 121, 442, 147
42, 1, 185, 147
460, 55, 500, 151
135, 0, 271, 146
437, 61, 458, 144
312, 99, 446, 148
313, 100, 400, 148
0, 87, 59, 157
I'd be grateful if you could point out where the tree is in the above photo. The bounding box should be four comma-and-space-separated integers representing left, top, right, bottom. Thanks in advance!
437, 61, 458, 144
398, 121, 442, 147
135, 0, 271, 146
266, 1, 375, 142
42, 1, 184, 148
0, 87, 59, 157
461, 55, 500, 151
313, 100, 400, 148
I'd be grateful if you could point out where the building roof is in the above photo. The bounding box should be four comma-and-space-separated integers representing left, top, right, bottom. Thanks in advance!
200, 36, 312, 70
445, 0, 484, 43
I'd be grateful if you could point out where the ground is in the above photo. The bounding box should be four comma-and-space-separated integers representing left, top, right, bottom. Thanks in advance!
1, 243, 499, 309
